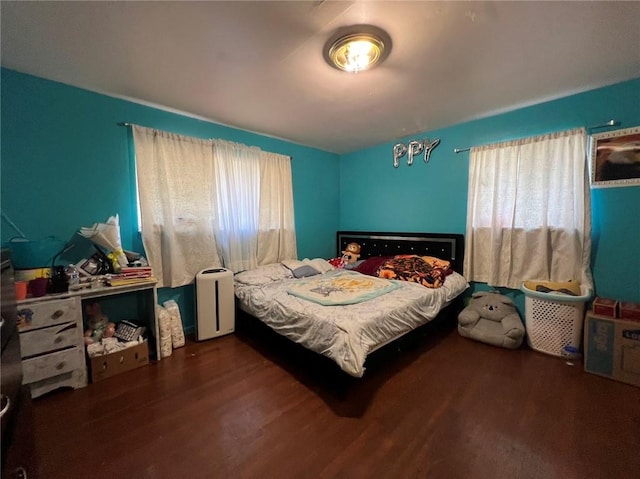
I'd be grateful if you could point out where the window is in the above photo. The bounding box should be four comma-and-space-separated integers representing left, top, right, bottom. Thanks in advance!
132, 126, 296, 287
464, 128, 592, 290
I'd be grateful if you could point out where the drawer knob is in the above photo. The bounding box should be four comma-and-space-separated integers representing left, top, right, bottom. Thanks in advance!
55, 361, 66, 370
54, 336, 63, 344
51, 310, 65, 319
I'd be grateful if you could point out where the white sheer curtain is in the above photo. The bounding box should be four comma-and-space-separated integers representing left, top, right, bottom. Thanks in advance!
133, 126, 297, 285
257, 151, 298, 265
464, 128, 592, 290
212, 140, 261, 272
133, 126, 221, 288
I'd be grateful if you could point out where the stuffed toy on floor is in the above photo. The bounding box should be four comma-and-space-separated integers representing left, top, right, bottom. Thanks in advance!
458, 291, 525, 349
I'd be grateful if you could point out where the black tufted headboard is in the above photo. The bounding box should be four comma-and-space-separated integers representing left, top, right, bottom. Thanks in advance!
337, 231, 465, 274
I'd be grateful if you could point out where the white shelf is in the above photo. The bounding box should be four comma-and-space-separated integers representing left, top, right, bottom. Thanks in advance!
17, 279, 160, 362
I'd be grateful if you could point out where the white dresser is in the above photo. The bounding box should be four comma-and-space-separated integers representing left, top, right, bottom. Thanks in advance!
17, 296, 87, 399
16, 279, 159, 398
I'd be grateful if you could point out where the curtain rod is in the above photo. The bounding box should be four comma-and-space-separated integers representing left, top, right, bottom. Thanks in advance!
119, 121, 211, 138
453, 119, 621, 154
118, 122, 293, 160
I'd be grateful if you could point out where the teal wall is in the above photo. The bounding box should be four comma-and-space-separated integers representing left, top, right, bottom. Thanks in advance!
340, 78, 640, 310
1, 68, 340, 332
2, 68, 638, 332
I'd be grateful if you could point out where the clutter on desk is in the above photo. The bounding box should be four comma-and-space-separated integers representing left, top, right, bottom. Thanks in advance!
6, 235, 66, 270
49, 242, 76, 293
106, 265, 156, 287
28, 277, 49, 298
50, 265, 70, 293
66, 264, 80, 290
10, 211, 154, 299
15, 267, 156, 300
2, 211, 67, 270
78, 214, 129, 270
77, 246, 115, 276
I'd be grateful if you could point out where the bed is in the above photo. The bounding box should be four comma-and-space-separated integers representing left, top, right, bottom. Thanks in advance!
234, 231, 468, 377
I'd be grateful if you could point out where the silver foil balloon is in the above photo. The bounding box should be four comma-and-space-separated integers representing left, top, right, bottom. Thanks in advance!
393, 143, 407, 168
407, 140, 424, 166
423, 138, 441, 164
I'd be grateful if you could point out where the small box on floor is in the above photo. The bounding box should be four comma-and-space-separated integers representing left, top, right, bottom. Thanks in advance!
584, 312, 640, 388
620, 302, 640, 322
89, 341, 149, 383
592, 297, 618, 318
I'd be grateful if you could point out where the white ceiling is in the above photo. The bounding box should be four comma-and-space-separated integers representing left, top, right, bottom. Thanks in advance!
2, 1, 640, 154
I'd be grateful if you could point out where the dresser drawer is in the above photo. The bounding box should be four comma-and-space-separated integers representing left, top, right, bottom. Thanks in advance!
17, 297, 81, 332
20, 323, 83, 358
22, 347, 84, 384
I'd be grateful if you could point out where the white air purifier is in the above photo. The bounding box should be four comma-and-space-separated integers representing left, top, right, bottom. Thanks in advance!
195, 267, 235, 340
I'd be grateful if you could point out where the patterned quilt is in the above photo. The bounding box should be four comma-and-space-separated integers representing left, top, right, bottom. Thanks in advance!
287, 270, 399, 306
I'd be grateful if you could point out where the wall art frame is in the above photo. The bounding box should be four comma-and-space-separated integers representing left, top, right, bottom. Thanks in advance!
589, 125, 640, 188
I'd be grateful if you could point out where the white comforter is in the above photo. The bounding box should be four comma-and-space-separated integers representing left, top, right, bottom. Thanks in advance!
234, 263, 469, 377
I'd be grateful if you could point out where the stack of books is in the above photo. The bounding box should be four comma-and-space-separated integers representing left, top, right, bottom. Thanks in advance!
107, 266, 156, 287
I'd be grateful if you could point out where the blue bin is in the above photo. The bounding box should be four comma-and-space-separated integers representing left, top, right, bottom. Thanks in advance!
5, 237, 66, 269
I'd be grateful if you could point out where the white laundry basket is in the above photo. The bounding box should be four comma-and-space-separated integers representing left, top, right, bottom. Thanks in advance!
521, 283, 591, 357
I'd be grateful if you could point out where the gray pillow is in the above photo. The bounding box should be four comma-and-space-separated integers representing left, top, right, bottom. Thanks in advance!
344, 259, 365, 270
291, 265, 320, 278
281, 259, 321, 278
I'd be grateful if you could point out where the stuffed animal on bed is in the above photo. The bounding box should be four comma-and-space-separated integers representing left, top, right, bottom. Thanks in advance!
328, 242, 361, 269
457, 291, 525, 349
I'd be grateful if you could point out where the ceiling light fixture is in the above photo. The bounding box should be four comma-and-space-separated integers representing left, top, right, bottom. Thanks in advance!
324, 25, 391, 73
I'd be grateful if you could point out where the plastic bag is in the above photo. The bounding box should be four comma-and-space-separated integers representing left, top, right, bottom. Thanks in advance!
156, 305, 173, 358
163, 300, 185, 349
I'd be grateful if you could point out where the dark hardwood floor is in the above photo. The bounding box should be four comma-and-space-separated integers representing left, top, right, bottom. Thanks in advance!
28, 318, 640, 479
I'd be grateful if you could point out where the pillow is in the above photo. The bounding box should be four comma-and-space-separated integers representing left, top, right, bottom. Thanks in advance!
281, 259, 321, 278
302, 258, 335, 274
354, 256, 393, 277
344, 259, 364, 270
234, 263, 293, 285
291, 265, 321, 278
281, 259, 305, 270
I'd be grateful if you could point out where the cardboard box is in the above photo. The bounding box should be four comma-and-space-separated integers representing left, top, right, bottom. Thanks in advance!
620, 302, 640, 322
592, 297, 618, 318
89, 341, 149, 383
584, 312, 640, 387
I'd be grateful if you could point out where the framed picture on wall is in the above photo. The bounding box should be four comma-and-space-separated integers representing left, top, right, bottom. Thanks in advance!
589, 125, 640, 188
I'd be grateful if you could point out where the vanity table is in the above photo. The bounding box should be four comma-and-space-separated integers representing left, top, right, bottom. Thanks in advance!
17, 279, 159, 399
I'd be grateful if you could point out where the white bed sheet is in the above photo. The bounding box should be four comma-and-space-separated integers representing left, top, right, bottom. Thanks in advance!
234, 265, 468, 377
